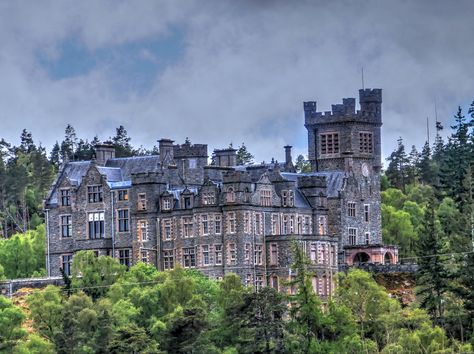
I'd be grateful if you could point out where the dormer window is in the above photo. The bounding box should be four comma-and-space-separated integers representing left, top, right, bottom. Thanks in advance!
183, 196, 192, 209
226, 187, 235, 203
202, 192, 215, 205
88, 185, 103, 203
259, 189, 272, 206
61, 189, 71, 206
282, 190, 295, 207
162, 198, 172, 211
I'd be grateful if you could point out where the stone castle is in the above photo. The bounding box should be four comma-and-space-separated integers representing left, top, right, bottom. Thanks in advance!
44, 89, 397, 299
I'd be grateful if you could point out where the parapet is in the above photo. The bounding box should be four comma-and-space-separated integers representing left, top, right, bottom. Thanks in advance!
131, 171, 166, 185
222, 170, 252, 184
297, 175, 327, 189
359, 89, 382, 103
173, 142, 208, 158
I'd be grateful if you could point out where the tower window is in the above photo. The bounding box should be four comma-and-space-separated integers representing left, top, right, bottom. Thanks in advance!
320, 133, 339, 155
348, 228, 357, 245
359, 132, 373, 153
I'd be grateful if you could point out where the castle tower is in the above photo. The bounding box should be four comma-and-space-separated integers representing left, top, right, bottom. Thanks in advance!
304, 89, 382, 175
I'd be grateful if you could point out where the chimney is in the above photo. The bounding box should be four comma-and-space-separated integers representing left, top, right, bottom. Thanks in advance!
158, 138, 175, 167
213, 148, 237, 167
94, 143, 115, 166
284, 145, 296, 172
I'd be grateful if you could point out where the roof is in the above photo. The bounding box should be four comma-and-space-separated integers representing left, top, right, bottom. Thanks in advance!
281, 171, 345, 198
105, 155, 160, 179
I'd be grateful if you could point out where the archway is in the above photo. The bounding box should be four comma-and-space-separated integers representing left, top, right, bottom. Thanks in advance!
384, 252, 393, 265
353, 252, 370, 265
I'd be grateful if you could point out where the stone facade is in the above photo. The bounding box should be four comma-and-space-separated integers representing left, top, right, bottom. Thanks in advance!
44, 89, 396, 299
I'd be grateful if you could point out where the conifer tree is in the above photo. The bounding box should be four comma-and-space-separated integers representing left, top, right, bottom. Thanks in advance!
416, 197, 448, 327
236, 143, 254, 165
386, 137, 409, 191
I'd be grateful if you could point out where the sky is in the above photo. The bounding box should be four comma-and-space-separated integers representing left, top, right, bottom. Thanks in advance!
0, 0, 473, 165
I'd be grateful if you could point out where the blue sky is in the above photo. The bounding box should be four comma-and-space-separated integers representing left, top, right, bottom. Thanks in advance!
0, 0, 473, 164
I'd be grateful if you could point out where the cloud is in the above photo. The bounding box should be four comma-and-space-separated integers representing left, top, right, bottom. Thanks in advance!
0, 0, 473, 164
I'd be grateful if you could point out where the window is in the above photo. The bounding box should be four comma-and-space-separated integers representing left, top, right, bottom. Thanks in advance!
282, 190, 294, 207
318, 216, 327, 235
201, 215, 209, 235
303, 216, 311, 234
260, 189, 272, 206
245, 243, 251, 261
183, 247, 196, 268
271, 275, 279, 290
202, 245, 210, 266
61, 254, 73, 276
256, 275, 264, 291
117, 209, 129, 232
189, 158, 197, 169
228, 243, 237, 265
61, 189, 71, 206
289, 215, 295, 233
347, 202, 356, 217
215, 214, 222, 234
141, 251, 149, 264
330, 245, 337, 266
162, 198, 171, 210
162, 219, 172, 240
119, 250, 131, 267
359, 132, 373, 153
117, 189, 128, 201
183, 196, 192, 209
310, 243, 317, 263
61, 215, 72, 237
348, 228, 357, 245
245, 274, 252, 287
270, 243, 278, 265
364, 204, 370, 222
228, 212, 236, 234
320, 132, 339, 155
318, 244, 326, 265
226, 187, 235, 203
138, 193, 147, 211
283, 215, 289, 235
138, 220, 148, 241
202, 192, 215, 205
255, 213, 261, 235
183, 217, 193, 238
215, 244, 223, 265
271, 214, 279, 235
163, 250, 174, 270
297, 216, 303, 234
88, 185, 103, 203
244, 212, 250, 234
254, 244, 263, 265
88, 212, 104, 239
365, 232, 370, 245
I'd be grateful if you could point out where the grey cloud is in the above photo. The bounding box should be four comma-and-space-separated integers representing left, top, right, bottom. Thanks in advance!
0, 0, 473, 164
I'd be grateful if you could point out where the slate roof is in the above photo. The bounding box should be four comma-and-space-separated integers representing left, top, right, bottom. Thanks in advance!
105, 156, 160, 180
280, 171, 345, 198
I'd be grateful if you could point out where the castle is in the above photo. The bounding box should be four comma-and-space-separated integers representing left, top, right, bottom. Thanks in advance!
44, 89, 397, 299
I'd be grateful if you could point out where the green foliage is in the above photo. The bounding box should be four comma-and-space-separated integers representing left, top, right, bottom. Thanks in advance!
236, 143, 254, 166
0, 296, 27, 352
71, 251, 125, 300
295, 154, 312, 173
0, 225, 46, 279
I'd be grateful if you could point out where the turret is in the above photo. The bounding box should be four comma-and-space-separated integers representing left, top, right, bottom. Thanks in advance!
359, 89, 382, 122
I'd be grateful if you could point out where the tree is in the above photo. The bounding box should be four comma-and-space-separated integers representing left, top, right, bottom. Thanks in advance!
416, 197, 448, 326
0, 296, 26, 352
295, 154, 311, 173
71, 251, 125, 300
287, 240, 325, 353
236, 143, 254, 165
111, 125, 134, 158
385, 137, 409, 191
60, 124, 77, 162
108, 323, 160, 354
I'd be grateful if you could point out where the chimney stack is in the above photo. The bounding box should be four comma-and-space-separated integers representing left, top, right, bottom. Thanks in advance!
94, 143, 115, 166
158, 138, 175, 167
284, 145, 296, 172
213, 148, 237, 167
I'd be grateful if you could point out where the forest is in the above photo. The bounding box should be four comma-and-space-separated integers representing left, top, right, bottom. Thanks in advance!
1, 99, 474, 352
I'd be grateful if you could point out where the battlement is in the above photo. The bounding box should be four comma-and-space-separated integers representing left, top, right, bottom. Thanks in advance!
173, 142, 208, 158
131, 171, 166, 185
359, 89, 382, 103
304, 89, 382, 124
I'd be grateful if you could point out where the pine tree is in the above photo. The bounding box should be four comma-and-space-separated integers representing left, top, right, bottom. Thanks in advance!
111, 125, 134, 157
417, 141, 437, 185
60, 124, 77, 162
236, 143, 254, 165
416, 197, 448, 327
49, 142, 61, 168
295, 154, 311, 173
386, 137, 409, 191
